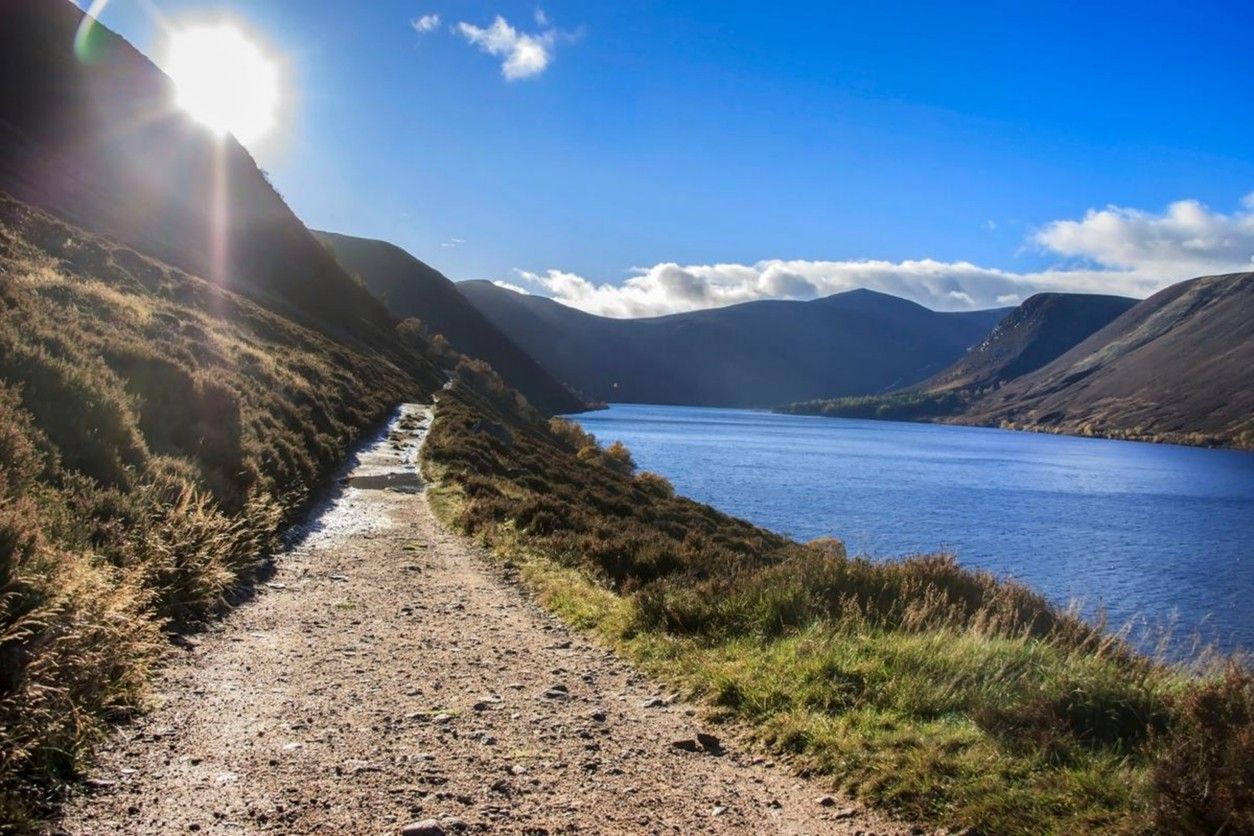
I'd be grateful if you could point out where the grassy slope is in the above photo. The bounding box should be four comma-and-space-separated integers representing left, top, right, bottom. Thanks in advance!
0, 197, 441, 826
423, 363, 1252, 835
776, 390, 969, 423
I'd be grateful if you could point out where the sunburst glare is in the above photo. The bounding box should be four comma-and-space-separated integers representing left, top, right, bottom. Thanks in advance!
164, 24, 279, 145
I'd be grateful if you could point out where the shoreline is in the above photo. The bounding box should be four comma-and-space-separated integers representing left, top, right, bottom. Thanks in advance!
570, 402, 1254, 657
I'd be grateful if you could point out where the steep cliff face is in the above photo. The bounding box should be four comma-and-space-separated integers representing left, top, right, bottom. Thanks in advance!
916, 292, 1138, 393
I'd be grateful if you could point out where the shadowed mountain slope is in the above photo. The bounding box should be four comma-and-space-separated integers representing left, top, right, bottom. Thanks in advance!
913, 292, 1139, 393
0, 0, 412, 363
775, 281, 1252, 448
457, 281, 1009, 407
966, 273, 1254, 447
315, 231, 584, 415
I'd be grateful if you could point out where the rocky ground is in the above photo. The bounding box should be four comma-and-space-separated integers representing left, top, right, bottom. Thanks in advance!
55, 405, 914, 835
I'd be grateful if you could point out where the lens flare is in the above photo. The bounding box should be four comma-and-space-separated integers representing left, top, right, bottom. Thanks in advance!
73, 0, 113, 62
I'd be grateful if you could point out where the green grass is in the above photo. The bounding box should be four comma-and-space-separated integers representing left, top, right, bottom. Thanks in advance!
423, 363, 1253, 835
0, 196, 442, 827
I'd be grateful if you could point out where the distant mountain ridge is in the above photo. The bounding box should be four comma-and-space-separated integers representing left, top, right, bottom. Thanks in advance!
458, 281, 1010, 407
965, 273, 1253, 447
913, 292, 1139, 393
315, 232, 585, 414
777, 277, 1253, 449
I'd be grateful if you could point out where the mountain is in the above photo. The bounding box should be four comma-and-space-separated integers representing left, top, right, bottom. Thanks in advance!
0, 0, 410, 363
965, 273, 1254, 448
912, 292, 1139, 393
314, 232, 584, 415
773, 281, 1253, 449
457, 281, 1009, 407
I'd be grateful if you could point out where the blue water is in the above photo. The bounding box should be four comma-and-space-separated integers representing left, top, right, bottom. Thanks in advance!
572, 404, 1254, 654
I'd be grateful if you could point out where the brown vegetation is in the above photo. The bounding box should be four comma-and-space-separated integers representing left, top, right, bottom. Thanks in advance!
1151, 666, 1254, 834
0, 196, 439, 826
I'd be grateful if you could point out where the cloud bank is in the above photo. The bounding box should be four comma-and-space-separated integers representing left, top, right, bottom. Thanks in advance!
512, 196, 1254, 317
455, 14, 563, 80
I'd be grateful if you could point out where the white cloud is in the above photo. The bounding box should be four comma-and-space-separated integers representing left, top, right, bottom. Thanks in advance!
516, 261, 1120, 318
1034, 197, 1254, 276
491, 280, 530, 294
441, 237, 465, 249
411, 13, 440, 33
510, 195, 1254, 317
455, 15, 560, 80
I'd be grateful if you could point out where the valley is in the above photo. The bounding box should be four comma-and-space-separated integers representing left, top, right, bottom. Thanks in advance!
457, 281, 1008, 407
0, 1, 1250, 834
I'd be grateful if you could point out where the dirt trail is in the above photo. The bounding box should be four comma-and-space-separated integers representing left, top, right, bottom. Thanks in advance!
56, 405, 909, 835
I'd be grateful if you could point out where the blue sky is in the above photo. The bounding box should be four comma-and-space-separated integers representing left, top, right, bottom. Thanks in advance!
88, 0, 1254, 314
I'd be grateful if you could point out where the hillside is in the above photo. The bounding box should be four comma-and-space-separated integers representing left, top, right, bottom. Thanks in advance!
966, 273, 1254, 448
776, 292, 1140, 420
913, 292, 1138, 393
0, 2, 446, 823
0, 194, 443, 826
458, 281, 1008, 407
778, 276, 1253, 449
315, 231, 584, 414
0, 0, 408, 361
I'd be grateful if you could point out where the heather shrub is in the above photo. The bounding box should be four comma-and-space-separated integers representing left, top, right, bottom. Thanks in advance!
0, 328, 146, 487
603, 440, 635, 475
634, 471, 674, 498
0, 384, 157, 819
1152, 666, 1254, 834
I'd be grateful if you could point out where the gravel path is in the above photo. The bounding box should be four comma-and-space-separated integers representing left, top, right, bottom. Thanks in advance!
55, 405, 910, 835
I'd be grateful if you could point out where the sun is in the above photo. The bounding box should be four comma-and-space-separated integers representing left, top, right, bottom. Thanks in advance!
165, 24, 279, 146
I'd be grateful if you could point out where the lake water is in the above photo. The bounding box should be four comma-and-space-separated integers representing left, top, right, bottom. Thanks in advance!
572, 404, 1254, 655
